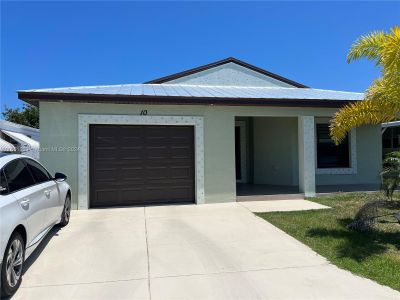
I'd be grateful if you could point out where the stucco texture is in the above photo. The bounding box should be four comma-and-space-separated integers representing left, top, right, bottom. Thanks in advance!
39, 102, 382, 209
166, 62, 294, 87
253, 117, 299, 186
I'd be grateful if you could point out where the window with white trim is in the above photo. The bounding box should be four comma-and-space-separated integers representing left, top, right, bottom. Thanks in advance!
316, 123, 350, 169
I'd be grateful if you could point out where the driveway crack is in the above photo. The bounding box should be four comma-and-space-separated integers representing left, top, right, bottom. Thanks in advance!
144, 207, 152, 300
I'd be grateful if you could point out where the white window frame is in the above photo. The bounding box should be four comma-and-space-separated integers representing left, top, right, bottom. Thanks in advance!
78, 114, 205, 209
315, 119, 357, 175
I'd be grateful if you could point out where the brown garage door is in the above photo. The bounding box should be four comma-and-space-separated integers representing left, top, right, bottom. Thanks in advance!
89, 125, 195, 207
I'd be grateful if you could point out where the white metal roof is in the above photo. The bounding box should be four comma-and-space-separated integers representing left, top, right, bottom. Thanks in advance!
382, 121, 400, 128
20, 84, 364, 101
0, 120, 39, 133
0, 138, 16, 152
1, 130, 39, 150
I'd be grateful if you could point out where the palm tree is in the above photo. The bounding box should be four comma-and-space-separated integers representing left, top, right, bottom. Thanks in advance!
330, 26, 400, 144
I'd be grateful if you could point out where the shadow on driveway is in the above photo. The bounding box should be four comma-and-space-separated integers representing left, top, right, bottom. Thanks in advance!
22, 227, 61, 276
2, 227, 62, 300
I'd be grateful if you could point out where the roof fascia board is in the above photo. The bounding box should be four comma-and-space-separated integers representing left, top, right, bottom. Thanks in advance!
18, 91, 357, 108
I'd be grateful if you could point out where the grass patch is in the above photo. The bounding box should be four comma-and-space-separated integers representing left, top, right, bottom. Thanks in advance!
256, 192, 400, 291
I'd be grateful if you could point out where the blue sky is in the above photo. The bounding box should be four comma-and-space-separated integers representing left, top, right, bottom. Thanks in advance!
1, 1, 399, 110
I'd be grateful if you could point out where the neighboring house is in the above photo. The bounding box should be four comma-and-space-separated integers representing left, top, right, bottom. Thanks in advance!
18, 57, 382, 210
382, 121, 400, 155
0, 119, 40, 159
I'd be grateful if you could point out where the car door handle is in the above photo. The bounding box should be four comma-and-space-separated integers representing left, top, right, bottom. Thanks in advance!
44, 190, 51, 197
20, 198, 30, 208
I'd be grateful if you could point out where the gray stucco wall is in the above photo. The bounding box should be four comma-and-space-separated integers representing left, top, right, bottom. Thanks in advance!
250, 118, 382, 187
166, 62, 294, 87
39, 102, 382, 209
253, 117, 299, 186
40, 102, 237, 209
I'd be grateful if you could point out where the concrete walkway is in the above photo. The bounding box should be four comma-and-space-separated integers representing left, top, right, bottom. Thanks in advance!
12, 202, 399, 300
239, 199, 330, 212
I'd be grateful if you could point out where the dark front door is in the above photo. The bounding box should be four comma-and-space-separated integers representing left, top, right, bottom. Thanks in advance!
235, 126, 242, 180
89, 125, 195, 207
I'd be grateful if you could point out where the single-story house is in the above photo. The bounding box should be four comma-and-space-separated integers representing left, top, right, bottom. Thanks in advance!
18, 57, 382, 209
0, 120, 40, 159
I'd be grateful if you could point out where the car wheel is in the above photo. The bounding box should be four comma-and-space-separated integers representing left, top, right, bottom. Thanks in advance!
1, 232, 25, 298
58, 194, 71, 227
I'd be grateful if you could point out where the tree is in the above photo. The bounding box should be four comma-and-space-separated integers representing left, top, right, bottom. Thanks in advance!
2, 104, 39, 129
381, 151, 400, 200
330, 26, 400, 144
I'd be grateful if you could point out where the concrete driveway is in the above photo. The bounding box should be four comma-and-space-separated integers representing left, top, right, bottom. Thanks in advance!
12, 202, 399, 300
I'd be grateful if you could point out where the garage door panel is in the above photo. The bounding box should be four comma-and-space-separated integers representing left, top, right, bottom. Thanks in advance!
93, 137, 115, 146
170, 166, 193, 179
171, 134, 192, 141
147, 147, 169, 159
94, 147, 118, 160
140, 189, 192, 202
144, 136, 168, 142
121, 167, 146, 180
170, 147, 192, 159
93, 190, 116, 205
121, 136, 142, 143
90, 125, 195, 207
119, 191, 143, 203
145, 167, 169, 179
94, 180, 146, 189
119, 148, 144, 160
93, 168, 118, 181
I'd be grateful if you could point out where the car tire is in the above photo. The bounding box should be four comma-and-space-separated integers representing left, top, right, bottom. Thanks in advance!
1, 232, 25, 298
58, 194, 71, 227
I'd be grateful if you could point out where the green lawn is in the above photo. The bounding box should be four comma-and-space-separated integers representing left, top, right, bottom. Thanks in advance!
256, 193, 400, 291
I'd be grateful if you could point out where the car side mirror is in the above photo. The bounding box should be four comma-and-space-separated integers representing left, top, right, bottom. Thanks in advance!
54, 172, 67, 182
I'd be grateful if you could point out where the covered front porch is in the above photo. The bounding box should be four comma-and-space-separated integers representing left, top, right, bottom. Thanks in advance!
234, 116, 380, 201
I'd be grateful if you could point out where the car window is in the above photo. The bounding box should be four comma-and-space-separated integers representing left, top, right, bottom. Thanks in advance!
3, 159, 36, 193
25, 159, 51, 183
0, 170, 8, 194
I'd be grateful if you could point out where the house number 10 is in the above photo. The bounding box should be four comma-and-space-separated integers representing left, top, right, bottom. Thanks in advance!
140, 110, 148, 115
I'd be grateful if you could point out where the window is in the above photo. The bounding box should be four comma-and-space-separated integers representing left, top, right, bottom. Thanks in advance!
382, 127, 400, 150
25, 159, 51, 183
0, 170, 8, 194
316, 123, 350, 169
382, 127, 393, 149
393, 127, 400, 148
3, 159, 36, 193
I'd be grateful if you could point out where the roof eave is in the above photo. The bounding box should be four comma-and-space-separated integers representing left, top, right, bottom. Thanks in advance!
18, 91, 360, 108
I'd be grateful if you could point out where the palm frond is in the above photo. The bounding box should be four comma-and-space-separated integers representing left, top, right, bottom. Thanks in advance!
366, 76, 400, 103
330, 97, 399, 144
346, 30, 387, 64
331, 27, 400, 143
380, 26, 400, 79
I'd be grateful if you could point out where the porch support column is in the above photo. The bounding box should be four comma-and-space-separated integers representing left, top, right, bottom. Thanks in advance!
298, 116, 316, 197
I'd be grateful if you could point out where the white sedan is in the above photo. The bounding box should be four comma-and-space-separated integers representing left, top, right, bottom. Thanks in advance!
0, 154, 71, 297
